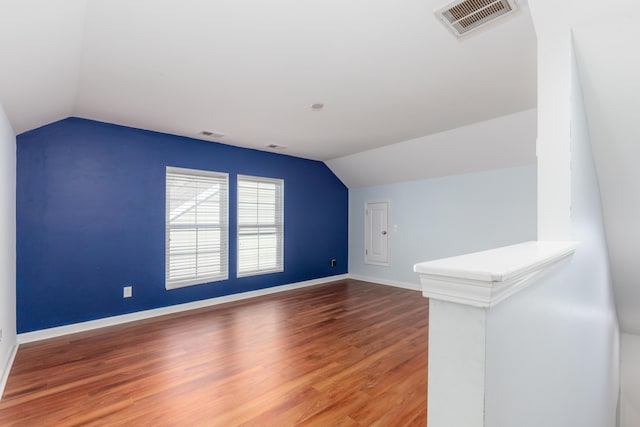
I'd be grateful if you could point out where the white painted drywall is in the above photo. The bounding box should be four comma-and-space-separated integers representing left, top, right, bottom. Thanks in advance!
72, 0, 535, 161
0, 0, 87, 134
349, 165, 537, 289
528, 0, 572, 241
428, 299, 487, 427
0, 101, 17, 397
483, 50, 619, 427
620, 333, 640, 427
572, 2, 640, 335
327, 109, 536, 188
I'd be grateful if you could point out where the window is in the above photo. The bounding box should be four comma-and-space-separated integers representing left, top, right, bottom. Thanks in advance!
237, 175, 284, 277
166, 167, 228, 289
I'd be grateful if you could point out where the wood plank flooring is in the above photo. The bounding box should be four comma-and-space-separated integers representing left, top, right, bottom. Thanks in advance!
0, 280, 429, 426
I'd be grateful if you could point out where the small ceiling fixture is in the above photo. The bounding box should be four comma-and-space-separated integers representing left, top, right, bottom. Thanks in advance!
267, 144, 287, 150
310, 103, 324, 110
436, 0, 518, 37
200, 130, 225, 138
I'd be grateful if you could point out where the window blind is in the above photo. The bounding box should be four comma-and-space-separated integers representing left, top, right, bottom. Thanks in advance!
166, 167, 228, 289
237, 175, 284, 277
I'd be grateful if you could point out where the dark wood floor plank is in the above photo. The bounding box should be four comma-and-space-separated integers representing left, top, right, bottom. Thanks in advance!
0, 279, 428, 426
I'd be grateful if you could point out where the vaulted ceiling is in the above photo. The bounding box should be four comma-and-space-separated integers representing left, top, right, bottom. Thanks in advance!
0, 0, 537, 161
3, 0, 640, 336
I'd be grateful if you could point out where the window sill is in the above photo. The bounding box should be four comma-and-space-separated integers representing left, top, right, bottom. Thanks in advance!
166, 275, 228, 290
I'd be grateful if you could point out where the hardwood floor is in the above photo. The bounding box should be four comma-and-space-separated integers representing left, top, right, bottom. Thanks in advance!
0, 280, 429, 426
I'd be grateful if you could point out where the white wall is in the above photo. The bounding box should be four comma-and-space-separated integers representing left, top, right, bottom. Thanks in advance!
572, 0, 640, 337
0, 101, 17, 397
529, 0, 572, 241
483, 51, 619, 427
327, 109, 536, 189
349, 165, 537, 288
621, 333, 640, 427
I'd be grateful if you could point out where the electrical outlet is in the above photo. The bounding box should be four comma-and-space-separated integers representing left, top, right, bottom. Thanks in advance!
331, 259, 337, 267
123, 286, 132, 298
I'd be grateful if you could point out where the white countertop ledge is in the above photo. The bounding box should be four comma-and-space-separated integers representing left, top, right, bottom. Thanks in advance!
413, 241, 578, 308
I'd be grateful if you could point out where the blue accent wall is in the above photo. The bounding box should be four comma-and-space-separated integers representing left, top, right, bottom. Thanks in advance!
17, 118, 348, 333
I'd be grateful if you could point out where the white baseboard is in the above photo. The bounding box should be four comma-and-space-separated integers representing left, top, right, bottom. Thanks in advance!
15, 273, 418, 345
0, 342, 19, 400
348, 274, 421, 291
5, 272, 415, 400
18, 274, 349, 344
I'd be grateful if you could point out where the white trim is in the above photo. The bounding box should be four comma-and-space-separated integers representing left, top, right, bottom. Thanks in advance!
349, 274, 420, 291
165, 166, 230, 290
364, 200, 391, 267
0, 343, 19, 400
414, 241, 578, 308
416, 261, 571, 308
18, 274, 349, 344
236, 174, 284, 278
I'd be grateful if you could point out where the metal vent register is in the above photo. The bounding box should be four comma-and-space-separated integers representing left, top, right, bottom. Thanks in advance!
436, 0, 518, 36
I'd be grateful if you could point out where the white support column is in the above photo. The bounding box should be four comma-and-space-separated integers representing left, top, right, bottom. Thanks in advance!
417, 4, 580, 426
415, 241, 577, 427
528, 0, 573, 241
428, 299, 487, 427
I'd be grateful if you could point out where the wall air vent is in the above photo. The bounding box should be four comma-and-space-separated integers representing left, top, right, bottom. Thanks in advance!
436, 0, 518, 37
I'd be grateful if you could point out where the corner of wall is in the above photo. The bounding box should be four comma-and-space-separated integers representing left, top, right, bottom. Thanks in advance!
620, 333, 640, 427
0, 101, 17, 399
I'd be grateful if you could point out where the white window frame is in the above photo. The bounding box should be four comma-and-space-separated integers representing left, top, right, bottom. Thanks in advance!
165, 166, 229, 289
237, 175, 284, 277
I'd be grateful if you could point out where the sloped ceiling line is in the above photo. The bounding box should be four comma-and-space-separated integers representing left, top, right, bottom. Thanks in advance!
1, 0, 536, 162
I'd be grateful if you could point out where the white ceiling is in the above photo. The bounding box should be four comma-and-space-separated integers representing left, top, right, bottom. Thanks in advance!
0, 0, 536, 161
0, 0, 86, 136
327, 108, 536, 188
572, 1, 640, 334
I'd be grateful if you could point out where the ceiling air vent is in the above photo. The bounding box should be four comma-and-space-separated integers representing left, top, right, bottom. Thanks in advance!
201, 130, 225, 138
436, 0, 518, 37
